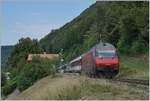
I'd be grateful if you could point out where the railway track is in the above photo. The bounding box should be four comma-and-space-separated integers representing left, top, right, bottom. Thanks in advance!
59, 72, 149, 86
111, 78, 149, 86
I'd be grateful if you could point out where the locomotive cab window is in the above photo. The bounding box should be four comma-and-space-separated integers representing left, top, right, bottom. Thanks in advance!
96, 50, 116, 58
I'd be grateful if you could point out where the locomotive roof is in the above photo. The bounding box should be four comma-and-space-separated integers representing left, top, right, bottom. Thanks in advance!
95, 42, 115, 49
70, 56, 82, 64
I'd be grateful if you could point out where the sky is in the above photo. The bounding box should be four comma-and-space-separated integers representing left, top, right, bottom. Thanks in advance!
1, 0, 96, 46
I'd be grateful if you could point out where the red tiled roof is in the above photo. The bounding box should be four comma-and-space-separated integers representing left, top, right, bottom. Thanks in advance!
27, 53, 59, 61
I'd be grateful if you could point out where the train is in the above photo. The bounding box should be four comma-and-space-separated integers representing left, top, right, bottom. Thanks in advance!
64, 56, 81, 73
58, 42, 119, 78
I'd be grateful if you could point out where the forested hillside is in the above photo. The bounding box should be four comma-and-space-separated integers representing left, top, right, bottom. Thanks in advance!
1, 46, 13, 69
40, 1, 149, 62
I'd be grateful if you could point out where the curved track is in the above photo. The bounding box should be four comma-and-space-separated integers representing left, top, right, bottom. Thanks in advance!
112, 78, 149, 86
62, 72, 149, 86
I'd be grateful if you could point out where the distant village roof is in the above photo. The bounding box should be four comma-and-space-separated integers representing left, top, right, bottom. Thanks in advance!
27, 52, 59, 61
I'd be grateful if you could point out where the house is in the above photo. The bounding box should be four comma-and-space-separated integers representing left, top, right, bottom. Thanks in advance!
27, 52, 59, 61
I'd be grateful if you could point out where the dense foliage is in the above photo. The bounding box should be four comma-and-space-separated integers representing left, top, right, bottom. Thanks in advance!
7, 37, 43, 72
1, 37, 60, 96
17, 57, 59, 91
1, 38, 43, 96
40, 1, 149, 62
1, 77, 17, 96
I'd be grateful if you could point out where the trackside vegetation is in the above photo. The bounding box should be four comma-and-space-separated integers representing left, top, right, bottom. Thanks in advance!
117, 54, 149, 80
17, 57, 59, 91
1, 38, 59, 97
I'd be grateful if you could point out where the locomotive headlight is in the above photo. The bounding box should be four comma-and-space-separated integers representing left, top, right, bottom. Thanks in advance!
113, 64, 119, 68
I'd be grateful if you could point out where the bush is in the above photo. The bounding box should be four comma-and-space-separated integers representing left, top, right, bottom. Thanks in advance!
17, 72, 32, 92
130, 39, 147, 55
117, 39, 130, 54
1, 78, 17, 96
17, 57, 59, 91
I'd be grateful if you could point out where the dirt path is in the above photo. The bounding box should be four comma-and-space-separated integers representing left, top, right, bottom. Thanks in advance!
6, 88, 20, 100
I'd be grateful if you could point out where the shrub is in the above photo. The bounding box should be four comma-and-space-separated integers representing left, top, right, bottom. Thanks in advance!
130, 39, 147, 55
17, 57, 59, 91
117, 39, 130, 54
1, 78, 17, 96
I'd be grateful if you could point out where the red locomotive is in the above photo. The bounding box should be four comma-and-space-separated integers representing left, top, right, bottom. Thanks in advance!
81, 42, 119, 78
60, 42, 119, 78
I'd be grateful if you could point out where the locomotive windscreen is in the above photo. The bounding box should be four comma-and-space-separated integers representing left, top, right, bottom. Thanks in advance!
96, 50, 116, 58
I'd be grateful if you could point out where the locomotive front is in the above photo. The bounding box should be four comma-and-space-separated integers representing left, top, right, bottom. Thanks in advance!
94, 43, 119, 78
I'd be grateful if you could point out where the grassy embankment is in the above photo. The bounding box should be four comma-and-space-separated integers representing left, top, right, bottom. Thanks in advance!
11, 75, 148, 100
7, 55, 149, 100
117, 54, 149, 80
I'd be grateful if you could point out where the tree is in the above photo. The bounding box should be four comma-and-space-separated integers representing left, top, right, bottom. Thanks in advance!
7, 37, 43, 74
17, 57, 59, 91
2, 37, 44, 95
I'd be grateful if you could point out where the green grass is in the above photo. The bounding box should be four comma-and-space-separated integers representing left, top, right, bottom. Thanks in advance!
117, 54, 149, 80
80, 78, 148, 100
